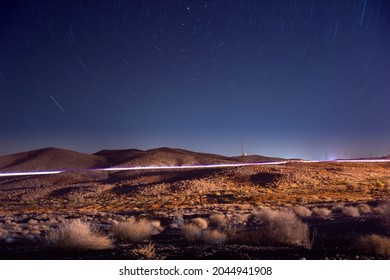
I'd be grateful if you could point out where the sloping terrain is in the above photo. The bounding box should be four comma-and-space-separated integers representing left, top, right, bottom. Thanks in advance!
232, 155, 285, 163
108, 147, 237, 167
0, 148, 107, 172
0, 147, 284, 172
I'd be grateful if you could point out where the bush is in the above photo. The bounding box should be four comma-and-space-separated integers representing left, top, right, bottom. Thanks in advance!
190, 218, 208, 229
208, 214, 227, 228
131, 242, 157, 259
312, 207, 332, 219
112, 217, 163, 243
356, 234, 390, 256
342, 206, 360, 217
372, 202, 390, 231
202, 230, 228, 244
292, 206, 312, 218
382, 203, 390, 230
249, 208, 311, 248
331, 203, 345, 213
182, 223, 202, 242
44, 219, 113, 251
231, 213, 250, 225
181, 223, 228, 244
357, 204, 371, 214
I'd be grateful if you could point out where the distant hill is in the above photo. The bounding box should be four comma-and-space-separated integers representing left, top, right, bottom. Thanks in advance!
101, 147, 236, 167
0, 147, 107, 172
94, 149, 146, 166
0, 147, 285, 172
232, 155, 285, 163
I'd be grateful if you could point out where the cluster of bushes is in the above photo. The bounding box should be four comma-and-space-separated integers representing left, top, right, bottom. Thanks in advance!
355, 202, 390, 256
39, 201, 390, 257
292, 203, 374, 220
176, 209, 314, 249
44, 217, 163, 251
43, 208, 313, 251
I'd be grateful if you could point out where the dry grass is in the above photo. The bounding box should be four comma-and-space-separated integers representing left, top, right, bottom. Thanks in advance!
44, 219, 113, 251
249, 208, 311, 248
208, 214, 227, 228
356, 234, 390, 256
342, 206, 361, 218
2, 162, 390, 213
331, 202, 345, 213
380, 203, 390, 232
292, 206, 312, 218
182, 223, 203, 242
131, 242, 158, 259
231, 213, 250, 225
181, 223, 228, 244
202, 230, 228, 244
372, 204, 387, 215
312, 207, 332, 219
357, 203, 371, 214
372, 202, 390, 231
112, 217, 163, 243
190, 217, 208, 229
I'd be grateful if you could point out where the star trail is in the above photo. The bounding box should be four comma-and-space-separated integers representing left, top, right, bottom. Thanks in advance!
0, 0, 389, 160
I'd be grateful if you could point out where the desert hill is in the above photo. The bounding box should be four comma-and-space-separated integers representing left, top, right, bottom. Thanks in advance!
0, 147, 285, 172
0, 147, 107, 172
94, 149, 145, 166
102, 147, 237, 167
232, 154, 285, 163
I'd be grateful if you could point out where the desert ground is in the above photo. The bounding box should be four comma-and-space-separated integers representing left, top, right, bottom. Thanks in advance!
0, 147, 390, 259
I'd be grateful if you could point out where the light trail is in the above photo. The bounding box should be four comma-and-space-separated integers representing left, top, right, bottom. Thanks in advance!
100, 161, 288, 172
331, 159, 390, 163
0, 170, 63, 177
0, 159, 388, 177
49, 95, 65, 112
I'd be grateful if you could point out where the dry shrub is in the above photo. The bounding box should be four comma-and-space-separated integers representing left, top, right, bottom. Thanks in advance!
190, 218, 208, 229
372, 202, 390, 231
112, 217, 163, 243
357, 204, 371, 214
131, 242, 158, 259
312, 207, 332, 219
232, 213, 249, 225
182, 223, 202, 242
372, 204, 387, 215
0, 229, 8, 239
202, 230, 228, 244
249, 208, 311, 248
182, 223, 228, 244
293, 206, 312, 218
342, 206, 360, 218
356, 234, 390, 256
208, 213, 244, 238
331, 202, 345, 213
44, 219, 113, 251
149, 220, 163, 232
208, 214, 227, 228
170, 212, 185, 229
223, 222, 240, 238
382, 203, 390, 230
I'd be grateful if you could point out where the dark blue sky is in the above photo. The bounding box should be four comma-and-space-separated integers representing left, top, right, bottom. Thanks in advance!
1, 0, 389, 159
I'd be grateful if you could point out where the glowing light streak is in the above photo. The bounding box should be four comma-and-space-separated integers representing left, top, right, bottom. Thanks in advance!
0, 170, 63, 177
49, 95, 65, 111
0, 160, 389, 177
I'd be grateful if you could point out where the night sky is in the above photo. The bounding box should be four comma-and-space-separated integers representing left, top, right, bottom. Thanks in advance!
1, 0, 389, 160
